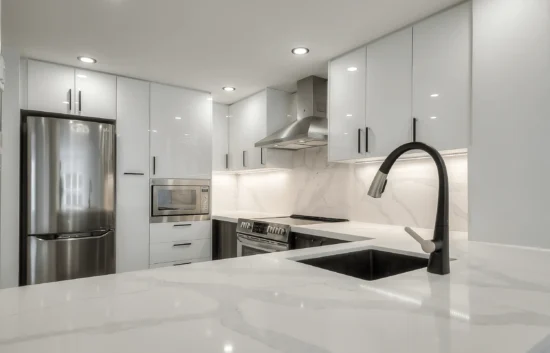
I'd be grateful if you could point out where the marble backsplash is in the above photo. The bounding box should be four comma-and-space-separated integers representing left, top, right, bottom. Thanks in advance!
212, 146, 468, 232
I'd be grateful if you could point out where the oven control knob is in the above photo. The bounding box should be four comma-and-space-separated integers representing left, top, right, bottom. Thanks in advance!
278, 228, 284, 235
247, 222, 251, 229
268, 226, 273, 233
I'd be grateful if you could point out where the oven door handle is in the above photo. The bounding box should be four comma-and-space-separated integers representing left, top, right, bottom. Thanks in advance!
237, 233, 288, 252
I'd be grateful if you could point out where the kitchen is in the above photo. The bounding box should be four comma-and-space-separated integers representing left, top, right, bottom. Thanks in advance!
0, 0, 549, 352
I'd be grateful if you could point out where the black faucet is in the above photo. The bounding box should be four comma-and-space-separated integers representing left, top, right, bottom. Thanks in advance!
367, 142, 450, 275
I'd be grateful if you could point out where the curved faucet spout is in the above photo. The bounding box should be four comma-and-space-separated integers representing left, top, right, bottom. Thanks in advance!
367, 142, 450, 275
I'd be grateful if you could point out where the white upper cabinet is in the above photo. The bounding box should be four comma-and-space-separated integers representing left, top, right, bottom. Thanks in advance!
26, 59, 117, 119
27, 60, 75, 114
150, 83, 213, 179
75, 69, 117, 120
213, 103, 229, 171
328, 46, 367, 162
366, 28, 413, 158
412, 2, 471, 151
228, 98, 247, 171
227, 89, 293, 171
244, 90, 267, 170
115, 77, 150, 273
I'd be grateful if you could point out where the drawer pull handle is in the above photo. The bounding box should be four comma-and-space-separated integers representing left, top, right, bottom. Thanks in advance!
173, 262, 192, 266
173, 243, 192, 247
173, 224, 192, 227
124, 172, 145, 176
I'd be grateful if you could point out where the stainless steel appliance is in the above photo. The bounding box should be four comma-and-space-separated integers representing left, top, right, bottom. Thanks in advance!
150, 179, 210, 223
236, 215, 348, 256
254, 76, 328, 150
20, 111, 116, 285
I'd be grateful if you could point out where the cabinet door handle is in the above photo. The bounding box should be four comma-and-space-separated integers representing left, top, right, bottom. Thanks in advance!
173, 242, 192, 247
365, 127, 369, 153
152, 156, 156, 175
123, 172, 145, 176
68, 89, 72, 112
260, 148, 265, 165
173, 223, 192, 227
412, 117, 417, 142
357, 129, 361, 154
78, 90, 82, 113
225, 154, 229, 169
173, 262, 192, 266
242, 150, 246, 168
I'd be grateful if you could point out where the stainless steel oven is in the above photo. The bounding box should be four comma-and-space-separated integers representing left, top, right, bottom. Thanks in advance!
150, 179, 211, 223
237, 233, 289, 256
236, 219, 290, 257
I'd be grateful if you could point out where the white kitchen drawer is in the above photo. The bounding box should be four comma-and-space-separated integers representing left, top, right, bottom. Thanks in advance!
149, 257, 210, 269
150, 221, 211, 244
150, 238, 212, 264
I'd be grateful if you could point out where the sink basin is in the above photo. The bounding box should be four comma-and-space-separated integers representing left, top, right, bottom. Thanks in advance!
296, 249, 429, 281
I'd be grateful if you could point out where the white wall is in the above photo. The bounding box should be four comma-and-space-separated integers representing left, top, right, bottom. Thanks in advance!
0, 46, 20, 288
213, 146, 468, 232
470, 0, 550, 248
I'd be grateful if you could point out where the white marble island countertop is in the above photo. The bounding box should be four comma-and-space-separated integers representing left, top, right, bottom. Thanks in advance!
1, 223, 550, 353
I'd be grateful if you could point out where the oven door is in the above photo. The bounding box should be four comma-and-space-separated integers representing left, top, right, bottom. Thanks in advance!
152, 185, 203, 217
237, 233, 288, 257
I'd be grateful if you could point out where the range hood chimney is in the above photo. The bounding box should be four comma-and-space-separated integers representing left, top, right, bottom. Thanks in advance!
255, 76, 328, 150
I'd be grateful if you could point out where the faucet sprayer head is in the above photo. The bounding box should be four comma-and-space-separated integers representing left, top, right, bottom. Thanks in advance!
368, 171, 388, 198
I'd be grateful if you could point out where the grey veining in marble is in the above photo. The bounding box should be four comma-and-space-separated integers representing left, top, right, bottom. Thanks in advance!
213, 146, 468, 231
0, 223, 549, 352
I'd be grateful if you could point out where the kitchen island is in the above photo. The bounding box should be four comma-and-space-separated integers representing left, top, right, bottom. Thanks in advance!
0, 222, 549, 352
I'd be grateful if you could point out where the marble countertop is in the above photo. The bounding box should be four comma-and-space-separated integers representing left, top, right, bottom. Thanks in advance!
1, 223, 550, 352
212, 211, 288, 223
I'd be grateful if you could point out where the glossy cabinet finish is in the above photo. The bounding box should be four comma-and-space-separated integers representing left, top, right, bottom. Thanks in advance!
213, 103, 229, 171
245, 91, 267, 169
149, 221, 211, 244
27, 60, 75, 114
328, 46, 367, 162
150, 83, 213, 179
228, 98, 247, 171
412, 2, 471, 151
227, 89, 292, 172
75, 69, 117, 119
115, 77, 150, 273
150, 238, 212, 264
366, 28, 413, 158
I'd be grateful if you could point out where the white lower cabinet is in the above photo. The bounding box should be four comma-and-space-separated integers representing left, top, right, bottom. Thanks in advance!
150, 239, 212, 264
149, 258, 210, 269
149, 221, 211, 243
149, 221, 212, 267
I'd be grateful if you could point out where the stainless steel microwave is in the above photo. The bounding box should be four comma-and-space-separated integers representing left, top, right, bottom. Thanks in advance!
150, 179, 211, 223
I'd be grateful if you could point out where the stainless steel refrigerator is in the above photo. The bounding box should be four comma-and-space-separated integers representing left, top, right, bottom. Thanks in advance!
20, 111, 116, 285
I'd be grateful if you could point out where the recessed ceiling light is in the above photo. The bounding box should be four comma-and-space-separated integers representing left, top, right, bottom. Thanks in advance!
347, 67, 358, 72
430, 93, 439, 98
222, 87, 236, 92
175, 116, 182, 120
430, 116, 438, 120
77, 74, 87, 78
346, 114, 353, 117
77, 56, 97, 64
291, 47, 309, 55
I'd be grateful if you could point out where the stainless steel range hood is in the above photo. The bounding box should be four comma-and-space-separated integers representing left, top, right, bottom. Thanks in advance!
255, 76, 328, 150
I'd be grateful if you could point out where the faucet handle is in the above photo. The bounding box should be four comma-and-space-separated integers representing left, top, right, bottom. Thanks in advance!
404, 227, 436, 254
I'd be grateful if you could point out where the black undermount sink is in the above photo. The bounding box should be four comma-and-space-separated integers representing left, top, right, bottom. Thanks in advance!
297, 249, 429, 281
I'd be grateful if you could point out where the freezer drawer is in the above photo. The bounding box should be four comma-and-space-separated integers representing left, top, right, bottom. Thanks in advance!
26, 230, 116, 285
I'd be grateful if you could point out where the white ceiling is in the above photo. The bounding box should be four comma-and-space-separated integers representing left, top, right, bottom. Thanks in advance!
3, 0, 463, 104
